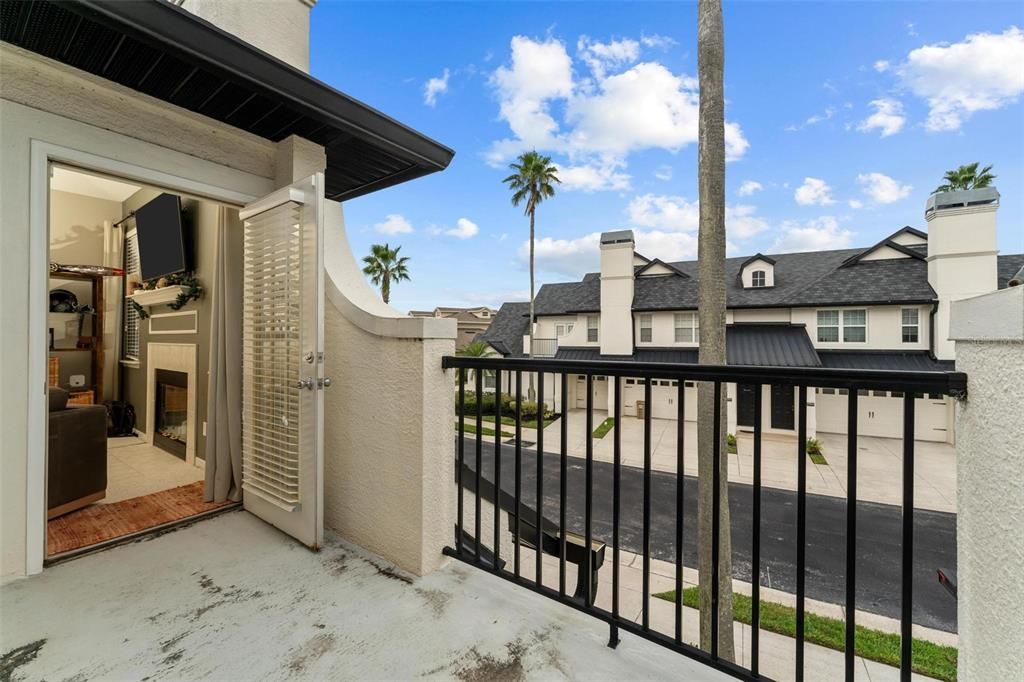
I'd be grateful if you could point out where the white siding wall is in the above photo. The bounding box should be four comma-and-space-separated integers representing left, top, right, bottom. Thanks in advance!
792, 305, 930, 350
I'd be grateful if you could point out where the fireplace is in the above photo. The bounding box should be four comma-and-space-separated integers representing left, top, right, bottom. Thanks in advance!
154, 368, 188, 460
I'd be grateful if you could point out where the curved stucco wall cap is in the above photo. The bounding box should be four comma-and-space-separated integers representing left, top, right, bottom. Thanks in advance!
323, 201, 456, 340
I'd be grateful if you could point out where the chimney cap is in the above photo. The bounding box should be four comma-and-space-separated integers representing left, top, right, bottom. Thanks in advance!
600, 229, 635, 245
926, 186, 999, 216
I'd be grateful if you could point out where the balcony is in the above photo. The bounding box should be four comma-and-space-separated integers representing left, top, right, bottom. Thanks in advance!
528, 337, 559, 358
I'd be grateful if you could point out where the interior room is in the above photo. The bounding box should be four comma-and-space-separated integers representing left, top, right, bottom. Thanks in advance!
46, 164, 241, 559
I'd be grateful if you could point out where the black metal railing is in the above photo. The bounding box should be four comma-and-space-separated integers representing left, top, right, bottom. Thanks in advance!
442, 356, 967, 681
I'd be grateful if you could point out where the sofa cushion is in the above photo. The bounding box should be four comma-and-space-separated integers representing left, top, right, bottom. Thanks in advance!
49, 387, 69, 412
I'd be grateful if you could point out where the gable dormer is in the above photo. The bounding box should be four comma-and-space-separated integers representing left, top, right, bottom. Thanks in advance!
635, 258, 689, 278
738, 253, 776, 288
841, 227, 928, 267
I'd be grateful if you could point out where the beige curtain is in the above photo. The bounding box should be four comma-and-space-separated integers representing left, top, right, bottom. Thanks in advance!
204, 206, 243, 502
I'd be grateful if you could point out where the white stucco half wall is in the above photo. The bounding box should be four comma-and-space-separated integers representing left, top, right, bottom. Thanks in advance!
950, 285, 1024, 682
321, 201, 457, 576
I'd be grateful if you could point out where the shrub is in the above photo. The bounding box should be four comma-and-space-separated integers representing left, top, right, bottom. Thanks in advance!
806, 437, 823, 455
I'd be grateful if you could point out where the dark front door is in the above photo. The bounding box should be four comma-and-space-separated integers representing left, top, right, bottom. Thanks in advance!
771, 384, 795, 430
737, 384, 757, 427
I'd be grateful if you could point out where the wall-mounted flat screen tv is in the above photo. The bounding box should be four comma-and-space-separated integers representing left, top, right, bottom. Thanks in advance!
135, 193, 189, 281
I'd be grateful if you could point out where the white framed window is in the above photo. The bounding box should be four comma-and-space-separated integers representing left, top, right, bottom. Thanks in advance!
674, 312, 699, 343
122, 229, 141, 362
587, 315, 599, 342
817, 310, 839, 342
901, 308, 919, 343
751, 270, 766, 288
556, 324, 565, 337
483, 370, 496, 390
843, 309, 867, 342
639, 314, 653, 343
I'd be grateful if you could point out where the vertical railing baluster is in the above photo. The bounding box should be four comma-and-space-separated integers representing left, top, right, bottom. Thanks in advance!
475, 369, 483, 563
610, 375, 621, 649
536, 371, 545, 587
711, 380, 722, 660
585, 373, 594, 606
796, 385, 808, 681
560, 372, 568, 597
642, 376, 652, 630
493, 370, 502, 572
845, 388, 859, 681
901, 394, 916, 682
675, 378, 685, 644
457, 369, 465, 552
514, 371, 522, 579
752, 384, 763, 675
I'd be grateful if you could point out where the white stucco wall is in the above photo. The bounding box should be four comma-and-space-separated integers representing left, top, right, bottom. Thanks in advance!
791, 305, 930, 351
950, 287, 1024, 681
739, 258, 775, 287
599, 241, 635, 356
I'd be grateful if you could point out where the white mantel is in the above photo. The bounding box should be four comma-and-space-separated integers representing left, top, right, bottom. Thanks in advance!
146, 342, 198, 465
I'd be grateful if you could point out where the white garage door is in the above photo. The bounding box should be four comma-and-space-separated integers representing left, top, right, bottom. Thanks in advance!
621, 379, 696, 421
574, 375, 609, 411
815, 388, 950, 442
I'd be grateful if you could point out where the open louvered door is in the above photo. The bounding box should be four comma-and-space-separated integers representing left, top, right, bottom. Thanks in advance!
238, 174, 325, 549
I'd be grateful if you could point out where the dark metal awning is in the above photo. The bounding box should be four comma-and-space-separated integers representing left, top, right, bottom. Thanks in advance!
818, 351, 955, 372
0, 0, 454, 201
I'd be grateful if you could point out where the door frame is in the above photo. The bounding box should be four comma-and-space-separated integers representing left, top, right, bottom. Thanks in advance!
770, 384, 796, 431
27, 140, 268, 576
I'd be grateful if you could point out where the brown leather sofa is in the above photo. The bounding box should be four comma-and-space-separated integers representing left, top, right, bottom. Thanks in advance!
48, 387, 107, 518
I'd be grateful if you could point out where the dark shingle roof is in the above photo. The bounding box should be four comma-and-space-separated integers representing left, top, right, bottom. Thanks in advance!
999, 254, 1024, 288
476, 302, 530, 357
556, 325, 821, 367
818, 351, 954, 372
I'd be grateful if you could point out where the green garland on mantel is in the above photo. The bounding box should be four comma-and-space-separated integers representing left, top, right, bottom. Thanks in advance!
132, 272, 203, 318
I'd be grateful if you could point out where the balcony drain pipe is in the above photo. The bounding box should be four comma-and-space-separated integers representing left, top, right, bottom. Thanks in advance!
928, 300, 939, 361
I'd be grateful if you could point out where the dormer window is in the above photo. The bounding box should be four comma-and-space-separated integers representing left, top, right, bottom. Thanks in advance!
751, 270, 766, 288
739, 253, 776, 288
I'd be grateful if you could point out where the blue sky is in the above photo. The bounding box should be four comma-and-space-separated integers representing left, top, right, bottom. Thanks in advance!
310, 1, 1024, 312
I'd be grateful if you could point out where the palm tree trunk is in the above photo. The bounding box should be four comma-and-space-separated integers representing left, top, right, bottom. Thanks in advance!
527, 208, 536, 401
696, 0, 735, 660
382, 275, 390, 304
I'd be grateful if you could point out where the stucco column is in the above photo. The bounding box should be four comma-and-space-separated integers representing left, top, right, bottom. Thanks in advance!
949, 286, 1024, 681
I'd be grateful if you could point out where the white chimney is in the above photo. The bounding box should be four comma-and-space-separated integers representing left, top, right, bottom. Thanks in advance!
599, 230, 636, 356
925, 187, 1000, 359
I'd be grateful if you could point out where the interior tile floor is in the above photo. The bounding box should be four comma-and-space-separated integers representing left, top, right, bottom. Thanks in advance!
105, 435, 204, 504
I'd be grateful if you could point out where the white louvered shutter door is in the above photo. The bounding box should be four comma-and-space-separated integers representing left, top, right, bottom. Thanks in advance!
239, 174, 325, 549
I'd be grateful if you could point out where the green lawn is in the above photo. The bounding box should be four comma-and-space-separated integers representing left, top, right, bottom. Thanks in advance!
458, 421, 513, 438
809, 452, 829, 465
480, 414, 557, 430
652, 587, 956, 682
592, 418, 615, 439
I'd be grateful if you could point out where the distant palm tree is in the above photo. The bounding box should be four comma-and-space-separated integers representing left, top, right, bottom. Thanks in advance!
934, 163, 996, 193
503, 151, 560, 399
361, 243, 410, 304
456, 339, 492, 386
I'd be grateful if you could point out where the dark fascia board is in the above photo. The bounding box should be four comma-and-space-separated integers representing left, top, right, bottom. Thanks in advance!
737, 252, 777, 269
634, 258, 690, 278
840, 227, 928, 268
68, 0, 455, 173
631, 298, 937, 313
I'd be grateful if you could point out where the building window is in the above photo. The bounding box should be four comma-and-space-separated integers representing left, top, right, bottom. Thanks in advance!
556, 324, 564, 337
751, 270, 766, 288
639, 314, 652, 342
817, 310, 839, 342
587, 315, 599, 342
674, 312, 699, 343
901, 308, 919, 343
843, 309, 867, 342
483, 370, 496, 390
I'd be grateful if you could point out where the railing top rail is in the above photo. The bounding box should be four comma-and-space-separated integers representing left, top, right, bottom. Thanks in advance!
442, 355, 967, 397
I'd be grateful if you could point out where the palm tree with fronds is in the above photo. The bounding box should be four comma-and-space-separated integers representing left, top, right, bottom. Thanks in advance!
934, 163, 996, 193
456, 339, 492, 386
362, 243, 410, 304
503, 151, 560, 399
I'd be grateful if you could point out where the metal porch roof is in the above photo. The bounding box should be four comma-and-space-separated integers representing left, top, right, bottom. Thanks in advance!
0, 0, 454, 201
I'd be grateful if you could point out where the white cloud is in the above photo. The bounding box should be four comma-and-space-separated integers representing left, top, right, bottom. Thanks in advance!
444, 217, 480, 239
786, 107, 836, 131
640, 33, 676, 50
487, 35, 749, 174
848, 199, 864, 209
738, 180, 763, 196
374, 214, 413, 235
577, 36, 640, 79
856, 98, 906, 137
423, 68, 450, 107
899, 26, 1024, 132
654, 165, 673, 181
626, 193, 767, 239
521, 232, 602, 278
873, 60, 891, 73
857, 172, 913, 204
794, 177, 835, 206
772, 217, 853, 253
558, 159, 631, 192
634, 230, 699, 262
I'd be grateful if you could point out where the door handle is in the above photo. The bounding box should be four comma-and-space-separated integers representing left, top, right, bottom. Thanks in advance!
318, 377, 332, 388
296, 378, 315, 390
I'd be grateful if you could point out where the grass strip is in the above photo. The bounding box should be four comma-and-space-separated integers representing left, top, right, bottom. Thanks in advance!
592, 418, 615, 439
458, 421, 514, 438
652, 587, 956, 682
480, 415, 556, 430
809, 452, 829, 465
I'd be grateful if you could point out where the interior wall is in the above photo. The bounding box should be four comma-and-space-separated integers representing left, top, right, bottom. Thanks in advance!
121, 188, 230, 460
48, 190, 123, 398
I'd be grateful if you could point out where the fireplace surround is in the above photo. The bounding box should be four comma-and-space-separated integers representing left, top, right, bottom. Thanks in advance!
154, 368, 188, 459
145, 342, 198, 465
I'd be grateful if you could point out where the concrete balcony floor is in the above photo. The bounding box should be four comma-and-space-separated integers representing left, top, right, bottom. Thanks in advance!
1, 510, 729, 681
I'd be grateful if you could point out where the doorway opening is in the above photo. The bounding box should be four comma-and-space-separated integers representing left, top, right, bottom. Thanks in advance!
45, 164, 241, 561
